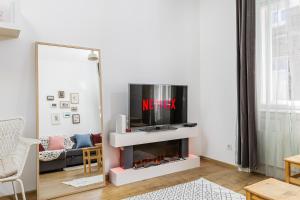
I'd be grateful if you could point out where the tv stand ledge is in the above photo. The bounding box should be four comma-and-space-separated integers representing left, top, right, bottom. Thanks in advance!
109, 126, 199, 148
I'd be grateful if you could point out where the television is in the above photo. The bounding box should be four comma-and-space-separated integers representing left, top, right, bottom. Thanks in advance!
129, 84, 188, 128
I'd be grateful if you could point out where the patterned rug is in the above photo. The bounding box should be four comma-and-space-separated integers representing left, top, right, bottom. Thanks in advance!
125, 178, 245, 200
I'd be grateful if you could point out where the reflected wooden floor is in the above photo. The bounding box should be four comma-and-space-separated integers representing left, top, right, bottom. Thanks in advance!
39, 166, 103, 200
0, 158, 267, 200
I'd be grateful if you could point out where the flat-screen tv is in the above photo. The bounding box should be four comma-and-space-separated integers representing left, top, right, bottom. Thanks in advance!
129, 84, 188, 128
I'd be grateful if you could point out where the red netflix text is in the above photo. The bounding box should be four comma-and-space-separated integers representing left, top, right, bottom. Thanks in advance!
142, 98, 176, 111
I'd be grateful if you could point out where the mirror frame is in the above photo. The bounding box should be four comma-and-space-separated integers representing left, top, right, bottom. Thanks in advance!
35, 41, 106, 200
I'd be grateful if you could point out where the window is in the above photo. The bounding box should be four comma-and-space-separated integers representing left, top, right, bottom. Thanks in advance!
257, 0, 300, 109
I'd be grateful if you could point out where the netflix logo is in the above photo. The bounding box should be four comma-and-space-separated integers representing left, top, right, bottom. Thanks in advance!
142, 98, 176, 111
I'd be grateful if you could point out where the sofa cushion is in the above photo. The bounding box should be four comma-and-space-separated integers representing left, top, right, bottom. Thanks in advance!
39, 150, 65, 162
39, 152, 66, 173
48, 136, 65, 150
64, 137, 74, 149
75, 134, 92, 148
70, 135, 77, 149
91, 133, 102, 145
66, 149, 83, 157
66, 155, 83, 167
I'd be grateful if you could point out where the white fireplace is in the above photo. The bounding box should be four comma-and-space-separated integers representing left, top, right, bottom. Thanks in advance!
109, 126, 200, 186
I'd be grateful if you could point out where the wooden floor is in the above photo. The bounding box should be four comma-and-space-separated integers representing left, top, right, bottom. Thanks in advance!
0, 158, 267, 200
39, 166, 104, 200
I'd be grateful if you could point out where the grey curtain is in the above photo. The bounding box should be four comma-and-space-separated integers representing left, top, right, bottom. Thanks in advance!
236, 0, 257, 170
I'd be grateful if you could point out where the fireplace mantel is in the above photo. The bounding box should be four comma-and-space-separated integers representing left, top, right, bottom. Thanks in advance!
109, 126, 199, 147
109, 126, 200, 186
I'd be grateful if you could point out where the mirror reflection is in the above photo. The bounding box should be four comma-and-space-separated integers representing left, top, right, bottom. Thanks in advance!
36, 43, 105, 200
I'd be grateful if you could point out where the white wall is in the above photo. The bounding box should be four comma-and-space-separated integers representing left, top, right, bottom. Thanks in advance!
0, 0, 200, 196
199, 0, 237, 164
38, 45, 101, 137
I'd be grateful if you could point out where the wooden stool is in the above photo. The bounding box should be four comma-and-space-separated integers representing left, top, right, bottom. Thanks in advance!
285, 155, 300, 185
244, 178, 300, 200
82, 143, 102, 175
95, 143, 103, 169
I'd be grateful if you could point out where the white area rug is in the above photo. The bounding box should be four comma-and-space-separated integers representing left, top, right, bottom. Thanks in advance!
125, 178, 245, 200
62, 175, 103, 187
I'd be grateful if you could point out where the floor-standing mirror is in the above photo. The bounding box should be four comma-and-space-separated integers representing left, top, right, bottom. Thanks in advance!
36, 42, 105, 200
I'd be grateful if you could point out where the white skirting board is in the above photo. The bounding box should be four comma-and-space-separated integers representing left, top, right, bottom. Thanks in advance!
109, 154, 200, 186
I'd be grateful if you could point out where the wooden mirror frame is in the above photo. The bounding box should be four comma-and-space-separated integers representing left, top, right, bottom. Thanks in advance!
35, 42, 106, 200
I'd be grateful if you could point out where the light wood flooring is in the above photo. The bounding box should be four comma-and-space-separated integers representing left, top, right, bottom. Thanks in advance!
0, 158, 267, 200
39, 166, 103, 200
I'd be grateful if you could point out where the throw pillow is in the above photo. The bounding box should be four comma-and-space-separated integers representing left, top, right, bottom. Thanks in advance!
91, 133, 102, 145
70, 135, 77, 149
64, 137, 74, 149
39, 144, 45, 152
75, 134, 93, 148
48, 136, 65, 150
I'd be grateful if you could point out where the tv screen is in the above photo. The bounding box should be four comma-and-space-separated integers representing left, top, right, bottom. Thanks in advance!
129, 84, 188, 128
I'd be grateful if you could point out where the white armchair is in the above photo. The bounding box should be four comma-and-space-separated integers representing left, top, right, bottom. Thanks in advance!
0, 118, 39, 200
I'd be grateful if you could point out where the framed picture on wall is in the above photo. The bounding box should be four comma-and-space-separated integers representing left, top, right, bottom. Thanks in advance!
58, 91, 65, 98
47, 96, 54, 101
50, 103, 57, 108
72, 114, 80, 124
70, 93, 79, 104
51, 113, 60, 125
64, 112, 71, 118
71, 107, 78, 112
60, 101, 70, 109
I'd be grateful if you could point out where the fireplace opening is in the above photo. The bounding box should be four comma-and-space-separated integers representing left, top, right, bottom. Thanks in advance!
120, 138, 189, 169
133, 140, 181, 168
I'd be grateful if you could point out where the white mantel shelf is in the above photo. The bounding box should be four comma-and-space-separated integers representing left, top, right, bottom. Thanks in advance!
109, 126, 200, 147
0, 22, 20, 39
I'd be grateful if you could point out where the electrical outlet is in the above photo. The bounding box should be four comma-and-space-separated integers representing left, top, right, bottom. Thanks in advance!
226, 144, 233, 151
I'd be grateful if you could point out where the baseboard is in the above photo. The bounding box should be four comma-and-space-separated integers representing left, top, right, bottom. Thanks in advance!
200, 156, 237, 169
0, 190, 36, 200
